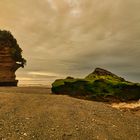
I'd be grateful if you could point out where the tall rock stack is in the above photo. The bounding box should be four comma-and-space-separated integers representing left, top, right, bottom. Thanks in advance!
0, 45, 20, 86
0, 30, 26, 86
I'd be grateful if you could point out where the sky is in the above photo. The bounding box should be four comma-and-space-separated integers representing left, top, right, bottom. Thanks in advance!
0, 0, 140, 85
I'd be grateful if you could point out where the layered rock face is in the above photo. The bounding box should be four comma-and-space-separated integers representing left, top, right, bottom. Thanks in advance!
0, 45, 20, 86
0, 30, 26, 86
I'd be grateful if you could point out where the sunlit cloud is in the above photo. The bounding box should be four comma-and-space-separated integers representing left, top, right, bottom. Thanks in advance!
47, 0, 57, 10
28, 71, 60, 77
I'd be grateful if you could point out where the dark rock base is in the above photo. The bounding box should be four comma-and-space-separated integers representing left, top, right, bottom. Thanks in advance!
0, 80, 18, 86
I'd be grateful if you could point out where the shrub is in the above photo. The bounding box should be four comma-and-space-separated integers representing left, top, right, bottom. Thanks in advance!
0, 30, 26, 67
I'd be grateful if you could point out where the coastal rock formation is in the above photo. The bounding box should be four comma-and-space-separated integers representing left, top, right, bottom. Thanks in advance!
0, 46, 19, 86
52, 68, 140, 101
0, 30, 26, 86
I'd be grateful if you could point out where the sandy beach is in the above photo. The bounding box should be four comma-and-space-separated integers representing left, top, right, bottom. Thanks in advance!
0, 86, 139, 140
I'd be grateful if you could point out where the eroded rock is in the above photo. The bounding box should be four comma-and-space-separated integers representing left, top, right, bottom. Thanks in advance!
0, 30, 26, 86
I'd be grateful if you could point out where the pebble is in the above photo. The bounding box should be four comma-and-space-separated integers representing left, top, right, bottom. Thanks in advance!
2, 138, 7, 140
112, 124, 116, 127
75, 125, 78, 128
96, 136, 99, 139
76, 128, 79, 131
63, 133, 72, 136
67, 133, 72, 136
92, 118, 95, 122
25, 117, 30, 120
7, 133, 11, 136
15, 129, 19, 132
23, 133, 27, 136
51, 128, 55, 131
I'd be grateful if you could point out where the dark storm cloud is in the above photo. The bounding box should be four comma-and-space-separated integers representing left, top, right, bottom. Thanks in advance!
0, 0, 140, 84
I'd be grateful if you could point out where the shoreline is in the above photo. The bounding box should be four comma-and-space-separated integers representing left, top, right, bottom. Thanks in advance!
0, 86, 140, 110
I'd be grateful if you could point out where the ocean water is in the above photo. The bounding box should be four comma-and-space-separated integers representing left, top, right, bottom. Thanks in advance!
17, 77, 54, 87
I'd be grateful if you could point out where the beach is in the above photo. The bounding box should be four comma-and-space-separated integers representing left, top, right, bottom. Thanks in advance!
0, 86, 140, 140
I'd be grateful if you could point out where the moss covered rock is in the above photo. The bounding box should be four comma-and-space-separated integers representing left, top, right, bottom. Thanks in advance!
52, 68, 140, 101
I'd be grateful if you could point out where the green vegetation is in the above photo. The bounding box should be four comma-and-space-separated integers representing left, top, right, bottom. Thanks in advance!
85, 68, 125, 82
52, 68, 140, 101
0, 30, 26, 67
86, 74, 124, 83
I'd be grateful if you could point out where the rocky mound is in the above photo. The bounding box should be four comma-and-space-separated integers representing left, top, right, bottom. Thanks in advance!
86, 68, 125, 82
52, 68, 140, 101
88, 68, 118, 76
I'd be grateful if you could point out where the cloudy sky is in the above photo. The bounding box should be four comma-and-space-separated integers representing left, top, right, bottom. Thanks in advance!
0, 0, 140, 85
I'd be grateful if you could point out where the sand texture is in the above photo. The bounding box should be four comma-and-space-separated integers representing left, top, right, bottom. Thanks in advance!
0, 87, 140, 140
